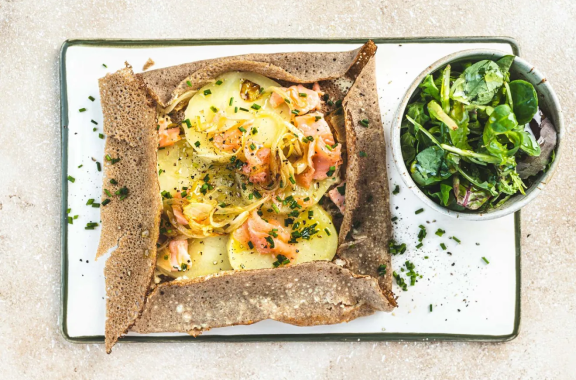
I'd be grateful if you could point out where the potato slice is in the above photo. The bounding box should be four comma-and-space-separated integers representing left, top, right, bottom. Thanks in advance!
227, 205, 338, 270
157, 140, 199, 194
183, 72, 290, 162
157, 236, 232, 279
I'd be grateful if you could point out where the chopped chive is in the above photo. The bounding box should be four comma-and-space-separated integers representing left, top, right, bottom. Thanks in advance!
326, 166, 336, 177
186, 80, 192, 87
251, 103, 261, 110
183, 119, 191, 128
86, 199, 94, 205
73, 215, 78, 219
91, 203, 100, 208
314, 116, 322, 121
249, 143, 256, 150
416, 242, 423, 249
359, 151, 367, 157
67, 216, 73, 224
248, 241, 254, 250
98, 133, 104, 139
271, 204, 280, 214
289, 176, 296, 184
252, 190, 262, 199
88, 96, 95, 102
104, 189, 112, 197
215, 80, 223, 85
377, 264, 387, 276
440, 243, 447, 250
234, 106, 238, 113
251, 127, 258, 135
298, 93, 307, 97
429, 304, 433, 312
360, 119, 369, 127
327, 100, 334, 106
93, 128, 97, 132
79, 108, 86, 112
102, 64, 107, 68
391, 216, 398, 222
96, 162, 101, 172
325, 144, 333, 151
452, 236, 461, 243
435, 229, 445, 237
415, 208, 424, 214
239, 107, 249, 112
291, 110, 300, 115
482, 257, 490, 264
284, 98, 291, 104
335, 100, 342, 107
204, 89, 212, 96
229, 97, 234, 106
110, 179, 118, 185
392, 185, 400, 195
424, 256, 428, 259
78, 164, 83, 168
308, 210, 314, 218
265, 236, 275, 249
194, 141, 200, 148
67, 175, 75, 183
324, 228, 331, 236
210, 106, 218, 113
238, 126, 247, 133
91, 120, 98, 125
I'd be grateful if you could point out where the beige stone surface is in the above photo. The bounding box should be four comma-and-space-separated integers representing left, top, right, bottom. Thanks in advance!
0, 0, 574, 378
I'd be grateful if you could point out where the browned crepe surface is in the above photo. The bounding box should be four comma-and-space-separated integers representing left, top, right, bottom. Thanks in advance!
133, 261, 392, 334
97, 66, 162, 353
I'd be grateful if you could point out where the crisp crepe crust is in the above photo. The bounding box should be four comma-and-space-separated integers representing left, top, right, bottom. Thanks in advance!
338, 57, 395, 300
139, 48, 362, 107
97, 41, 394, 352
97, 67, 162, 353
133, 261, 392, 334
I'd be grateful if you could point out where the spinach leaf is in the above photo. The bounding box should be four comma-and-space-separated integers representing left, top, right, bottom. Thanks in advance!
496, 55, 515, 78
419, 74, 441, 102
483, 105, 523, 158
427, 182, 452, 207
450, 60, 504, 105
509, 80, 538, 124
486, 104, 518, 133
410, 146, 451, 187
518, 131, 541, 156
400, 132, 417, 163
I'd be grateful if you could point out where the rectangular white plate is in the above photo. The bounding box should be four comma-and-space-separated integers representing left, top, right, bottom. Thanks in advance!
61, 38, 519, 342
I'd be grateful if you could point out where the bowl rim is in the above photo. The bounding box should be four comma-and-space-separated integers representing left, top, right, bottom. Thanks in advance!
390, 48, 564, 221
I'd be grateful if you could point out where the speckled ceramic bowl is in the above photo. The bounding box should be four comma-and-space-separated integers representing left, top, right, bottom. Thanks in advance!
391, 49, 564, 221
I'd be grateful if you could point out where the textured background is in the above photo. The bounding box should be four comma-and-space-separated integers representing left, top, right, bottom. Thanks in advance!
0, 1, 574, 379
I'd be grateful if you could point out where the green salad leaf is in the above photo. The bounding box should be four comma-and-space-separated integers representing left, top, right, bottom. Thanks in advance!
419, 74, 441, 102
509, 80, 538, 124
450, 60, 505, 105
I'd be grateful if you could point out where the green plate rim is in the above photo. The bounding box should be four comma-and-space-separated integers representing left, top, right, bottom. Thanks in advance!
60, 36, 521, 345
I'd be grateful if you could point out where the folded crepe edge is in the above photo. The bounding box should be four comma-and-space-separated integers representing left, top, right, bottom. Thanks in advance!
132, 261, 394, 335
